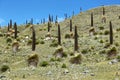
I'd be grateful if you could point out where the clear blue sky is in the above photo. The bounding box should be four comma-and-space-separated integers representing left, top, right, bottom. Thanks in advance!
0, 0, 120, 26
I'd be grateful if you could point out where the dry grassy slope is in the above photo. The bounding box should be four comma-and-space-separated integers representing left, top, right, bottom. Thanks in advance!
0, 5, 120, 80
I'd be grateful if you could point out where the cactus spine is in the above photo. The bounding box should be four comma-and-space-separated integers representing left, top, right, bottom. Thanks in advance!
32, 26, 36, 51
74, 26, 78, 51
91, 13, 93, 27
58, 24, 61, 45
70, 19, 72, 32
14, 22, 17, 39
109, 21, 113, 44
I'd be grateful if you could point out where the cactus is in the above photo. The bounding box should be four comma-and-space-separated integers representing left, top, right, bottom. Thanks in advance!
58, 24, 61, 45
31, 26, 36, 51
48, 22, 50, 32
103, 6, 105, 15
31, 18, 33, 25
70, 19, 72, 32
49, 14, 51, 22
10, 19, 12, 29
91, 12, 93, 27
14, 22, 17, 39
109, 21, 113, 44
64, 13, 67, 20
74, 26, 78, 51
80, 7, 82, 13
55, 15, 58, 23
8, 23, 10, 31
26, 20, 28, 25
43, 18, 45, 24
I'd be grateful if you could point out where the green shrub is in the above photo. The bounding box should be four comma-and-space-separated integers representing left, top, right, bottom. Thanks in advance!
99, 26, 104, 30
99, 39, 104, 43
104, 30, 109, 35
40, 61, 49, 67
50, 40, 58, 47
81, 49, 88, 54
65, 33, 71, 38
40, 40, 45, 44
6, 37, 12, 43
117, 55, 120, 61
0, 64, 10, 72
0, 32, 3, 37
70, 54, 82, 64
61, 63, 67, 68
27, 39, 32, 45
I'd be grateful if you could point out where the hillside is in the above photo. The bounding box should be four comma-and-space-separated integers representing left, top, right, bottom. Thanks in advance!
0, 5, 120, 80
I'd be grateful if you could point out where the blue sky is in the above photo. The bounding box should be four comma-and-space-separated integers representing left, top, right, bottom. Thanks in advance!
0, 0, 120, 26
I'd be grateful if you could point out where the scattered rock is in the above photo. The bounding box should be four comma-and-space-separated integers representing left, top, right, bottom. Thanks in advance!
63, 69, 69, 74
83, 70, 89, 74
108, 59, 118, 65
0, 75, 6, 79
46, 71, 52, 75
90, 73, 95, 76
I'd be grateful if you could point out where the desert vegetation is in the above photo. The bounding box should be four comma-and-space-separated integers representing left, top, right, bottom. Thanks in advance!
0, 5, 120, 80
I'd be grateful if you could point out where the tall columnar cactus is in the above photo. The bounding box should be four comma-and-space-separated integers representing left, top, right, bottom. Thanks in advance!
74, 26, 78, 51
91, 12, 93, 27
48, 22, 50, 32
103, 6, 105, 15
55, 15, 58, 23
31, 18, 33, 25
70, 19, 72, 32
26, 20, 28, 25
80, 7, 82, 13
58, 24, 61, 45
43, 18, 45, 24
32, 26, 36, 51
8, 23, 10, 31
14, 22, 17, 39
49, 14, 51, 22
10, 19, 12, 29
64, 13, 67, 20
109, 21, 113, 44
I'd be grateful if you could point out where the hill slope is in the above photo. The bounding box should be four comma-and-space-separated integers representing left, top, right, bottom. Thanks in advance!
0, 5, 120, 80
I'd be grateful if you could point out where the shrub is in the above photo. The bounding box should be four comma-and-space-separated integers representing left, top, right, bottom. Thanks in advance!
54, 46, 66, 58
70, 53, 82, 64
99, 26, 104, 30
27, 53, 39, 67
65, 33, 71, 38
40, 61, 49, 67
0, 64, 10, 72
40, 40, 45, 44
50, 40, 58, 47
27, 39, 32, 45
0, 32, 3, 37
107, 46, 117, 59
6, 37, 12, 43
61, 63, 67, 68
104, 30, 109, 35
99, 39, 104, 43
117, 55, 120, 61
81, 49, 88, 54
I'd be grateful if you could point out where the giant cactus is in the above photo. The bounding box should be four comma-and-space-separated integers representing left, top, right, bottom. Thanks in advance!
31, 26, 36, 51
58, 24, 61, 45
14, 22, 17, 39
10, 19, 12, 29
70, 19, 72, 32
109, 21, 113, 44
74, 26, 78, 51
91, 13, 93, 27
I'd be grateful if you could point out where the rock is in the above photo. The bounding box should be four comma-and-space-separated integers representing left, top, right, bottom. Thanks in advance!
83, 70, 89, 74
0, 75, 6, 79
46, 71, 52, 75
90, 73, 95, 76
109, 59, 118, 65
63, 69, 69, 74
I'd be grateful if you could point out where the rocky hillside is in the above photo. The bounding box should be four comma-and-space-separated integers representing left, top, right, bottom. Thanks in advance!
0, 5, 120, 80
